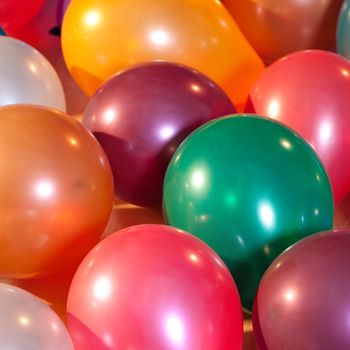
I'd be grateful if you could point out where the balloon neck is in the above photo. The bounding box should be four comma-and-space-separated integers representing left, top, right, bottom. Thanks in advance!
0, 28, 6, 36
49, 26, 61, 37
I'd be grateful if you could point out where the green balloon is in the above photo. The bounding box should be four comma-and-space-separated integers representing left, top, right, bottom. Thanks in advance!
163, 115, 333, 311
337, 0, 350, 59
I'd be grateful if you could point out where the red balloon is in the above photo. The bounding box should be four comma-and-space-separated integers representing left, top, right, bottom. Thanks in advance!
246, 50, 350, 203
0, 0, 44, 33
83, 61, 236, 207
67, 224, 243, 349
254, 230, 350, 349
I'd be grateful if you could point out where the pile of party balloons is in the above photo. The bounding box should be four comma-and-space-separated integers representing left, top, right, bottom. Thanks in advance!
1, 0, 350, 349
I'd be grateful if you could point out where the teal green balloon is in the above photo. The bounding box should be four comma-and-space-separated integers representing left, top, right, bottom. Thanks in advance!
0, 28, 5, 36
337, 0, 350, 58
163, 115, 333, 311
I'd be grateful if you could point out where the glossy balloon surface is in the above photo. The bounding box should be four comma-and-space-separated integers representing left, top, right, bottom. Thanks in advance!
337, 0, 350, 58
163, 115, 333, 311
0, 36, 66, 111
0, 283, 73, 349
83, 61, 236, 207
67, 224, 243, 349
0, 105, 114, 278
247, 50, 350, 203
61, 0, 264, 108
0, 0, 44, 33
223, 0, 342, 64
254, 230, 350, 350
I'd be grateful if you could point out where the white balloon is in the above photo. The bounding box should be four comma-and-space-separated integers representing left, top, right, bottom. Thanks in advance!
0, 283, 73, 350
0, 36, 66, 111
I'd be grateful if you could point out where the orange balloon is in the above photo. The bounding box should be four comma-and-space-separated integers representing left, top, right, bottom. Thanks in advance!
0, 105, 114, 279
61, 0, 264, 109
223, 0, 343, 64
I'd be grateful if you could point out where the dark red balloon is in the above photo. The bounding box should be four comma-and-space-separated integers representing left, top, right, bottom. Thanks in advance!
83, 61, 236, 206
67, 224, 243, 350
254, 229, 350, 350
246, 50, 350, 203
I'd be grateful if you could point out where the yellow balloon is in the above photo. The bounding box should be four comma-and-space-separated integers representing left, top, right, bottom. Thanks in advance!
61, 0, 264, 109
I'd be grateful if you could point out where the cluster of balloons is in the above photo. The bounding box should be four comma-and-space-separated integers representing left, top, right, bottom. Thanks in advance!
2, 0, 350, 349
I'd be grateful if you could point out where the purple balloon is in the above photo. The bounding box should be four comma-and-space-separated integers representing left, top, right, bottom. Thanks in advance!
254, 229, 350, 350
83, 61, 236, 206
56, 0, 70, 27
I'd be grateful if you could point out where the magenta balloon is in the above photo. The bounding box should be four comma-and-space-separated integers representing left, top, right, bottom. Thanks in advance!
83, 61, 236, 206
254, 229, 350, 350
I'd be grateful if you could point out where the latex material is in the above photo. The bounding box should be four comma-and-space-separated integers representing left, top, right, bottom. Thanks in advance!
61, 0, 264, 108
254, 230, 350, 350
0, 0, 44, 33
0, 28, 5, 35
0, 283, 73, 349
246, 50, 350, 203
0, 36, 66, 111
337, 0, 350, 59
83, 61, 236, 207
0, 105, 114, 278
163, 115, 333, 311
57, 0, 71, 27
223, 0, 342, 64
67, 224, 243, 349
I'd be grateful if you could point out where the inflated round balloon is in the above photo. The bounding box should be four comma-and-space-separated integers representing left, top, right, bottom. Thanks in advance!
246, 50, 350, 203
337, 0, 350, 59
61, 0, 264, 109
0, 105, 114, 279
163, 115, 333, 311
0, 36, 66, 111
0, 28, 5, 35
0, 0, 44, 33
0, 282, 73, 349
67, 224, 243, 349
223, 0, 342, 64
83, 61, 236, 207
254, 230, 350, 350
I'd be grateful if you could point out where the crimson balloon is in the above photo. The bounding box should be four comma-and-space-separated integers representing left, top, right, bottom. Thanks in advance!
247, 50, 350, 203
67, 224, 243, 349
83, 61, 236, 206
254, 229, 350, 349
0, 0, 44, 33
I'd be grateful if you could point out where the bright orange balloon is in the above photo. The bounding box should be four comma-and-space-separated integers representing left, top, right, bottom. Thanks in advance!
223, 0, 343, 64
0, 105, 114, 279
61, 0, 264, 108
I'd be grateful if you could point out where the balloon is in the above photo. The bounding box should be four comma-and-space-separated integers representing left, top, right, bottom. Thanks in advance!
337, 0, 350, 59
83, 61, 236, 207
0, 105, 114, 279
254, 230, 350, 350
67, 224, 243, 349
0, 282, 73, 349
0, 36, 66, 111
223, 0, 343, 64
57, 0, 71, 27
246, 50, 350, 203
61, 0, 264, 109
0, 0, 44, 33
163, 114, 334, 311
0, 28, 5, 35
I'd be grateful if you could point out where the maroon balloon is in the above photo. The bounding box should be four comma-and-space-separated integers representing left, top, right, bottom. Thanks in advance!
67, 224, 243, 349
57, 0, 70, 27
254, 229, 350, 350
83, 61, 236, 206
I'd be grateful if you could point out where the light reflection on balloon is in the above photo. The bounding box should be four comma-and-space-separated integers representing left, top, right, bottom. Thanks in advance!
247, 50, 350, 203
67, 224, 243, 349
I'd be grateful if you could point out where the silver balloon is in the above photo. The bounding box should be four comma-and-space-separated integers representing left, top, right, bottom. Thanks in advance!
0, 283, 73, 349
0, 36, 66, 111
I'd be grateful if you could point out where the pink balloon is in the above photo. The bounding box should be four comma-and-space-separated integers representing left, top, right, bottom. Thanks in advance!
67, 224, 243, 349
246, 50, 350, 203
